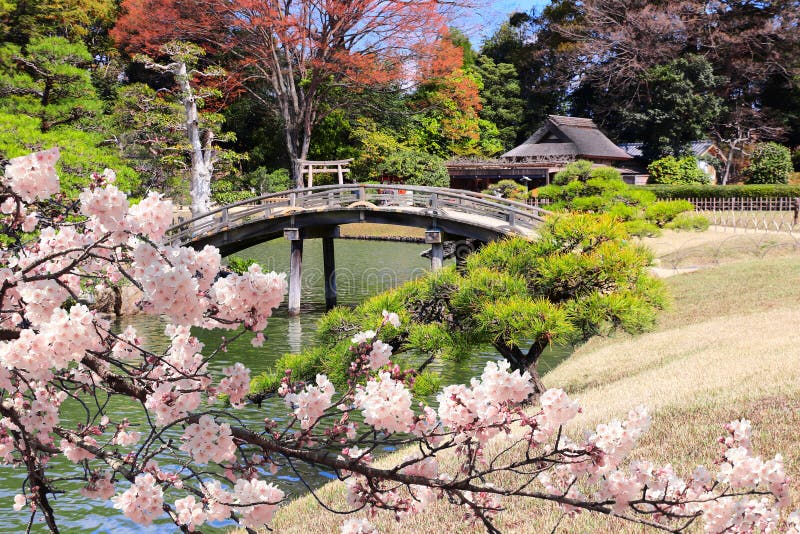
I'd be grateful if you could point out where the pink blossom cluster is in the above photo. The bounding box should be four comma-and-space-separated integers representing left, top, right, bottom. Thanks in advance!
14, 387, 66, 444
436, 360, 532, 442
367, 340, 392, 370
174, 495, 206, 531
0, 304, 106, 381
284, 374, 336, 430
231, 478, 285, 528
112, 473, 164, 526
80, 185, 129, 235
60, 436, 97, 463
78, 182, 174, 244
163, 324, 207, 376
534, 387, 581, 435
174, 480, 234, 530
179, 415, 236, 464
144, 380, 202, 426
3, 148, 60, 202
210, 263, 287, 331
127, 192, 174, 241
111, 325, 141, 361
354, 371, 414, 434
131, 242, 219, 325
219, 362, 251, 407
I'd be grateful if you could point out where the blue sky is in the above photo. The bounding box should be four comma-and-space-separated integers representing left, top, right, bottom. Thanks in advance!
469, 1, 551, 46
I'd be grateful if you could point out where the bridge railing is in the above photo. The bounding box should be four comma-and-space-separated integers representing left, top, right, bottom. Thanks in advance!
166, 184, 552, 246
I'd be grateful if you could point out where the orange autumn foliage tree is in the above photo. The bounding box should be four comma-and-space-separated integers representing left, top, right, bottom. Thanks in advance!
114, 0, 467, 188
111, 0, 225, 56
222, 0, 467, 187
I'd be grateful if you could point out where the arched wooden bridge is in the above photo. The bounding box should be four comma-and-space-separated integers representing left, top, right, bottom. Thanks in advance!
166, 184, 551, 315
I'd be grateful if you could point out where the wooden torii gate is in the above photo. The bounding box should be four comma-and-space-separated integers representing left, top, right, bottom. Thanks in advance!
299, 159, 353, 187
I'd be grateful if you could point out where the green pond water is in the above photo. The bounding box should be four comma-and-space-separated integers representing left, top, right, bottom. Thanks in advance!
0, 239, 570, 533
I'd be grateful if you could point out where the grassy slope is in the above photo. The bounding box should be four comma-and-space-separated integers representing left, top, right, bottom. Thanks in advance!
265, 253, 800, 533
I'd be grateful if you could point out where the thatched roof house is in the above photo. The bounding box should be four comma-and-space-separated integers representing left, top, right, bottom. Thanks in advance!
501, 115, 633, 163
448, 116, 643, 191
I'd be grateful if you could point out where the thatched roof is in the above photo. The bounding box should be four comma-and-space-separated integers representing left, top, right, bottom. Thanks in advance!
501, 116, 632, 162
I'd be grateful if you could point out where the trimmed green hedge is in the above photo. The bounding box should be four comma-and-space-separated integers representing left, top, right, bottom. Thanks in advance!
639, 184, 800, 199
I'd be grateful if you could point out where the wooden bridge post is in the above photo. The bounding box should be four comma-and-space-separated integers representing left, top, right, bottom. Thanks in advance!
285, 229, 303, 317
322, 237, 337, 310
426, 229, 443, 271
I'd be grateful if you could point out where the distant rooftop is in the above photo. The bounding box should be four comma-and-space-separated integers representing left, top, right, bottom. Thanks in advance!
618, 140, 717, 159
501, 115, 632, 162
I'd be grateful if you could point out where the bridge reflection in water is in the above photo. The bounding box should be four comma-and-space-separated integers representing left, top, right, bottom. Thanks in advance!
167, 184, 550, 316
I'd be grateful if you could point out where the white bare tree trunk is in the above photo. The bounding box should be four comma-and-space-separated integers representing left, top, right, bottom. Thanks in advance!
176, 61, 214, 218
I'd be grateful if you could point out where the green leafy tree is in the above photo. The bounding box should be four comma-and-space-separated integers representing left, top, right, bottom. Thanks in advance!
0, 0, 116, 53
408, 68, 504, 158
744, 142, 793, 184
375, 150, 449, 187
0, 37, 139, 195
623, 56, 724, 161
0, 112, 139, 196
481, 4, 582, 140
0, 37, 101, 133
474, 56, 525, 151
648, 156, 709, 185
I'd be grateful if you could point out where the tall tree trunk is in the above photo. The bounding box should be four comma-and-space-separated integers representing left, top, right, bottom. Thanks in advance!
176, 60, 214, 218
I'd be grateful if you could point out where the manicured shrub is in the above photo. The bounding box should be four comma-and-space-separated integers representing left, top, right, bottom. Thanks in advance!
482, 179, 529, 200
640, 184, 800, 199
664, 213, 710, 231
644, 200, 694, 227
648, 155, 709, 185
590, 166, 623, 181
553, 159, 593, 184
744, 142, 792, 184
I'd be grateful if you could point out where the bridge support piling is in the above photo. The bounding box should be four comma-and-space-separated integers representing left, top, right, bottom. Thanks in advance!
425, 228, 444, 271
430, 242, 444, 271
285, 230, 303, 317
322, 237, 337, 310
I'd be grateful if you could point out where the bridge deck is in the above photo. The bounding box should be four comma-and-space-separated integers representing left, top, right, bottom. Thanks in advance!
167, 184, 550, 251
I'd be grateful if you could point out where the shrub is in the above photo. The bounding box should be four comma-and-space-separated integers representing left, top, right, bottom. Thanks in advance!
590, 166, 622, 181
623, 219, 662, 237
211, 178, 257, 204
242, 167, 292, 193
648, 155, 709, 185
482, 179, 529, 200
641, 184, 800, 199
644, 200, 694, 227
744, 142, 792, 184
553, 159, 593, 185
664, 213, 710, 231
375, 149, 449, 187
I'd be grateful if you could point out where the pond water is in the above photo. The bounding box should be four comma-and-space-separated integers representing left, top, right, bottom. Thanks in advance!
0, 239, 570, 533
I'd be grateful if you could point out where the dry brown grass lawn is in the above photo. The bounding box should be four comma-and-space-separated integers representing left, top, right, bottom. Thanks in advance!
643, 229, 799, 272
338, 223, 425, 239
258, 254, 800, 534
